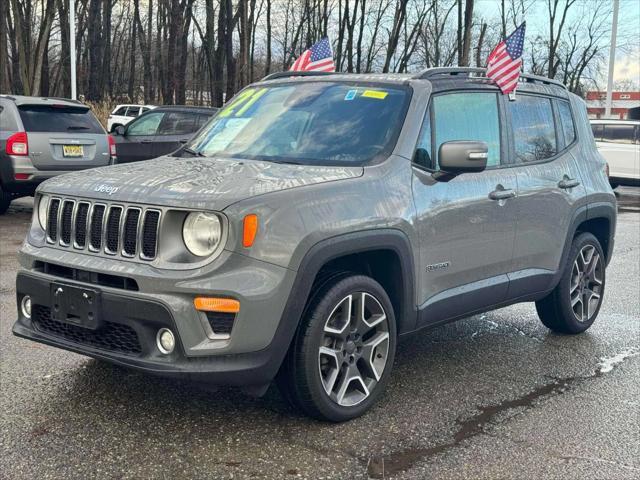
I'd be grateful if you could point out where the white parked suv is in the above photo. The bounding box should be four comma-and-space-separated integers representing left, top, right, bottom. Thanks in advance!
590, 119, 640, 187
107, 104, 156, 133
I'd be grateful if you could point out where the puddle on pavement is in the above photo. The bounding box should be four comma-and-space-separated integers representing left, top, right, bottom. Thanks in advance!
367, 347, 640, 479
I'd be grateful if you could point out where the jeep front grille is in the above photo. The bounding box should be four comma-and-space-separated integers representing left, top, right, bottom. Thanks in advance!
45, 198, 161, 261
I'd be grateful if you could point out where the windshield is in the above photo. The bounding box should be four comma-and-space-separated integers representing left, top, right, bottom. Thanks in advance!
187, 82, 409, 165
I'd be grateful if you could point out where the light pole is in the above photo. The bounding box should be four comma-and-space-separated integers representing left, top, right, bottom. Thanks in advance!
70, 0, 77, 100
605, 0, 619, 119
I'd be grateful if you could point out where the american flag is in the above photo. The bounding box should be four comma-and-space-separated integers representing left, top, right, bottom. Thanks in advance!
290, 38, 336, 72
486, 22, 526, 94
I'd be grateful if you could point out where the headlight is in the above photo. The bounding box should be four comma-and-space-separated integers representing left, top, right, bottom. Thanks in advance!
182, 212, 222, 257
37, 195, 49, 230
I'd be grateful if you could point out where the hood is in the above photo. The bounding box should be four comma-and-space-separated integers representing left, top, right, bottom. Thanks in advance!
38, 156, 363, 210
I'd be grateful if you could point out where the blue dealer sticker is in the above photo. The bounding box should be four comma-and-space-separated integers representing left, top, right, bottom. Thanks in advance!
344, 89, 357, 101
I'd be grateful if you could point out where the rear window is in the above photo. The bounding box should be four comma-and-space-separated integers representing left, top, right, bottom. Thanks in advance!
18, 105, 104, 133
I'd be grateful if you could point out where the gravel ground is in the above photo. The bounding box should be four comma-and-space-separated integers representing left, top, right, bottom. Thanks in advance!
1, 190, 639, 480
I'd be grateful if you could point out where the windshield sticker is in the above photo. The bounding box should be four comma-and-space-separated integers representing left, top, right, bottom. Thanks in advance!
218, 88, 257, 118
362, 90, 388, 100
235, 88, 267, 116
344, 89, 358, 101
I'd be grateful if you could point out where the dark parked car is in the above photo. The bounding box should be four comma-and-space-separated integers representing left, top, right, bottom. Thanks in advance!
112, 105, 217, 163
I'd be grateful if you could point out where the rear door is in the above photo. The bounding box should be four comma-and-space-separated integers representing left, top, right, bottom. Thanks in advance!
17, 103, 110, 170
114, 110, 165, 163
152, 111, 201, 157
508, 95, 586, 295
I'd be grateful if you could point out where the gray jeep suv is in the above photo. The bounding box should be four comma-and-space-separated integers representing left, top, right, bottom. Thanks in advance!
13, 68, 616, 422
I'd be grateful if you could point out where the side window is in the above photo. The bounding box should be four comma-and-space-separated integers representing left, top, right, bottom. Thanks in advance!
126, 107, 140, 117
432, 92, 501, 168
557, 100, 576, 146
195, 114, 212, 129
414, 109, 432, 169
157, 112, 197, 135
126, 112, 165, 136
113, 106, 128, 116
508, 95, 557, 163
591, 124, 603, 141
601, 124, 635, 144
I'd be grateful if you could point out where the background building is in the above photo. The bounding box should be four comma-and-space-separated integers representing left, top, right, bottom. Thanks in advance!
586, 91, 640, 119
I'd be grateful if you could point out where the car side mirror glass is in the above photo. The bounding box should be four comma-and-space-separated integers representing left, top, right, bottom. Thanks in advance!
115, 125, 126, 136
434, 140, 488, 181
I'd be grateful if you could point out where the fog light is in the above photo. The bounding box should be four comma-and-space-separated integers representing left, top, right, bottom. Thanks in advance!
21, 296, 32, 318
156, 328, 175, 354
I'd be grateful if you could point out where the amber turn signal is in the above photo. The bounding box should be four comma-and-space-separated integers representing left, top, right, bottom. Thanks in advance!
243, 214, 258, 247
194, 297, 240, 313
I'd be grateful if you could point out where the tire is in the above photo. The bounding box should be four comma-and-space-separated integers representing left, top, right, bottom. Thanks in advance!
278, 273, 397, 422
0, 185, 12, 215
536, 232, 606, 334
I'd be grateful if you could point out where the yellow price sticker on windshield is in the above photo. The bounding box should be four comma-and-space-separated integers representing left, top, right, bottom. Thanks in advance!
362, 90, 388, 100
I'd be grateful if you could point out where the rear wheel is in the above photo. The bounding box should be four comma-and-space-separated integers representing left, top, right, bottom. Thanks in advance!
278, 274, 397, 422
536, 232, 605, 334
0, 185, 12, 215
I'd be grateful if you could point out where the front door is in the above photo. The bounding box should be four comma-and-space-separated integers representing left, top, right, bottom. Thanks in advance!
412, 91, 518, 328
115, 111, 165, 163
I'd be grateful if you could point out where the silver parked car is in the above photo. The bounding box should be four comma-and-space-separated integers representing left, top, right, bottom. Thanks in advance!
0, 95, 114, 213
13, 68, 616, 421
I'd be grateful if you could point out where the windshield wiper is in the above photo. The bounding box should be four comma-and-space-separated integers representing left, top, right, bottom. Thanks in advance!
66, 125, 90, 130
182, 147, 205, 157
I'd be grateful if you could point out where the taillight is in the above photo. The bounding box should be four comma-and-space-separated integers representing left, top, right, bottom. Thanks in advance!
108, 135, 117, 156
6, 132, 28, 156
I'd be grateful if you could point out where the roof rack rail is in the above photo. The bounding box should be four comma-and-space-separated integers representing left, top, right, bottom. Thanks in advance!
413, 67, 567, 90
261, 71, 336, 81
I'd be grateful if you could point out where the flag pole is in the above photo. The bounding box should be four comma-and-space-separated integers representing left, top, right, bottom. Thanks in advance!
70, 0, 77, 100
605, 0, 619, 119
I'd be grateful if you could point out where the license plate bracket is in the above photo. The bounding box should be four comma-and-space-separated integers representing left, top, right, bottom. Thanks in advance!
62, 145, 84, 157
50, 283, 101, 330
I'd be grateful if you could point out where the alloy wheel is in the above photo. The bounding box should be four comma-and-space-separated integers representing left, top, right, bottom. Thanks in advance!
570, 244, 604, 323
318, 292, 390, 407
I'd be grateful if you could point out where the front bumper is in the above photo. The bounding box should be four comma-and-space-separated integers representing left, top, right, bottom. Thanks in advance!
13, 229, 301, 387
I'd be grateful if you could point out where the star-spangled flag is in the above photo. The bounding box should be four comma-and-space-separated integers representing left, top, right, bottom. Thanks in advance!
290, 37, 336, 72
486, 22, 526, 94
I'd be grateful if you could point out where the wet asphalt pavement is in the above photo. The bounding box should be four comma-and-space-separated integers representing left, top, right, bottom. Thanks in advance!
1, 189, 639, 480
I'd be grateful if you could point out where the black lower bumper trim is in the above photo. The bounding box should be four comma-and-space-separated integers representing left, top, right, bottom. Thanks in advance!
13, 272, 284, 387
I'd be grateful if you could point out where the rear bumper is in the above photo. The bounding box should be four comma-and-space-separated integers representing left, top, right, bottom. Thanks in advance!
0, 154, 111, 194
13, 272, 289, 386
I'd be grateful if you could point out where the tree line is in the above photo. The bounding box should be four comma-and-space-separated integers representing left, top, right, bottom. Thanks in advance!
1, 0, 634, 107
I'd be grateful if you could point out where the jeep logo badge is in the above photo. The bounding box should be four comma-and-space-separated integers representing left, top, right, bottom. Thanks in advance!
94, 184, 119, 195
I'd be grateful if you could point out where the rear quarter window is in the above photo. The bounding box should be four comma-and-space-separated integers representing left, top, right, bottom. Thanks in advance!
0, 104, 20, 132
18, 105, 104, 133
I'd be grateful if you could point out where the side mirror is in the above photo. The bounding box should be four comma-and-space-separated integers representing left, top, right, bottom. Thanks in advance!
434, 141, 488, 180
114, 125, 126, 136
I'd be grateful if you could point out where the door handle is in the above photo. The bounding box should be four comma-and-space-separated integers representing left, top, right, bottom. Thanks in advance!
558, 177, 580, 189
140, 139, 153, 144
489, 187, 516, 201
179, 139, 189, 144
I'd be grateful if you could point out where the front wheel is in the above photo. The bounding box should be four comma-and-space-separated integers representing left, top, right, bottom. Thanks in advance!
278, 274, 397, 422
536, 232, 606, 334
